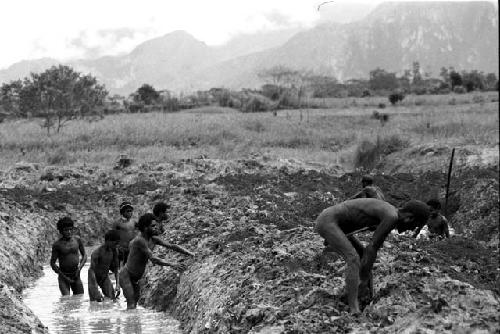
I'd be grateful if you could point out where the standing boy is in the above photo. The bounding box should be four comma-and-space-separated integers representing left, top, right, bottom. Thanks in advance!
113, 201, 136, 266
50, 217, 87, 295
88, 230, 121, 302
119, 213, 194, 309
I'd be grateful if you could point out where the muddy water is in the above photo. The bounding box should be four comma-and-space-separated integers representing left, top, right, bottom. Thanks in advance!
23, 254, 181, 334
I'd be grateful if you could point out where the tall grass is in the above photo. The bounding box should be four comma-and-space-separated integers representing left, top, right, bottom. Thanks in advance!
0, 95, 498, 169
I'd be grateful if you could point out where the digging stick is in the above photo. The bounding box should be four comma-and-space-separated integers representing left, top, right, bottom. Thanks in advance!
444, 147, 455, 217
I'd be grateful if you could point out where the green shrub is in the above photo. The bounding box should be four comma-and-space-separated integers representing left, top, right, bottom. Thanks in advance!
353, 135, 409, 170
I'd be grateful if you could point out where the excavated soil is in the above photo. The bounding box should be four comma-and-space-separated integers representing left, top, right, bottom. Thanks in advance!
0, 157, 498, 333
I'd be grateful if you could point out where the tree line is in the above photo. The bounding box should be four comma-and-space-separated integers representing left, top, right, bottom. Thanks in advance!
1, 62, 498, 130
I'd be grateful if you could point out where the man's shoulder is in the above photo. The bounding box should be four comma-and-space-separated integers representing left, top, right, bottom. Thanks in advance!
52, 239, 63, 249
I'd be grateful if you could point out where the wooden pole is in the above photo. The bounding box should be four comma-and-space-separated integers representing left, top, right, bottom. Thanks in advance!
444, 147, 455, 217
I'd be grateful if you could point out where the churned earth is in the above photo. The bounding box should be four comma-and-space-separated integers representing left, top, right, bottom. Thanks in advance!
0, 153, 498, 333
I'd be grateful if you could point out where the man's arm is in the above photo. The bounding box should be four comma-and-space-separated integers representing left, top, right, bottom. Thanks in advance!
77, 237, 87, 272
138, 238, 186, 271
349, 189, 366, 200
412, 225, 424, 238
360, 214, 397, 282
112, 249, 120, 298
151, 236, 195, 257
50, 243, 74, 283
88, 251, 103, 301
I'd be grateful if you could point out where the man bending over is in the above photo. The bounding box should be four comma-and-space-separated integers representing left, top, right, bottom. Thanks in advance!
119, 213, 195, 309
316, 198, 429, 314
88, 230, 121, 302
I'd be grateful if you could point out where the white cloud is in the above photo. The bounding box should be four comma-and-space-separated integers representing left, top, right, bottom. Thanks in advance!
0, 0, 496, 69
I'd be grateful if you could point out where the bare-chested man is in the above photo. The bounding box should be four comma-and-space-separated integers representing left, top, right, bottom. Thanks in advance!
50, 217, 87, 295
315, 198, 429, 314
88, 230, 121, 302
113, 201, 136, 267
119, 213, 195, 309
350, 175, 385, 201
413, 199, 450, 239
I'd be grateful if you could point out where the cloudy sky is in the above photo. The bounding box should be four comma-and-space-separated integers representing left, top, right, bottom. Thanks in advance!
0, 0, 496, 70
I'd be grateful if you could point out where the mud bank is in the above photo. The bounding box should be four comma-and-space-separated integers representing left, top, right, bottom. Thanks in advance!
0, 158, 498, 333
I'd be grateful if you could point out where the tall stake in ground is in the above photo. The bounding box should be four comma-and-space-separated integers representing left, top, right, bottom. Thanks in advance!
444, 147, 456, 217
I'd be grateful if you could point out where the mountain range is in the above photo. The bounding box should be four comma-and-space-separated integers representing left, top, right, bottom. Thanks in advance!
0, 1, 498, 95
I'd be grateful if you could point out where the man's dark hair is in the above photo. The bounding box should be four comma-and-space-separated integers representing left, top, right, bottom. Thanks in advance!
426, 199, 442, 210
153, 202, 169, 217
104, 230, 120, 242
136, 213, 156, 232
119, 201, 133, 215
361, 175, 374, 186
57, 216, 74, 232
401, 200, 430, 225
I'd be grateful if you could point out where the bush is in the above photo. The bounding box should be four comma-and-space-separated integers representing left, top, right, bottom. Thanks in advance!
453, 86, 466, 94
388, 93, 405, 105
353, 135, 409, 170
241, 95, 273, 113
472, 95, 486, 104
378, 103, 386, 109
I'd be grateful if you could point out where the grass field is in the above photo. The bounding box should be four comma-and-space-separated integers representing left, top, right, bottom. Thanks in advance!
0, 92, 498, 169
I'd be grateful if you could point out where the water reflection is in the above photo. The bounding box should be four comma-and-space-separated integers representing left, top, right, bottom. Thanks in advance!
23, 254, 181, 334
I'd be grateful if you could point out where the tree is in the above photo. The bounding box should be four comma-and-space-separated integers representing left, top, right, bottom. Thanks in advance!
484, 73, 498, 91
135, 84, 160, 105
412, 61, 422, 84
6, 65, 108, 134
449, 70, 463, 90
0, 80, 22, 115
369, 68, 399, 91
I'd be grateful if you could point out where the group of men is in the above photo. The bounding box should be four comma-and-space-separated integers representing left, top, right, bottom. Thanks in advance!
50, 175, 450, 314
49, 201, 194, 309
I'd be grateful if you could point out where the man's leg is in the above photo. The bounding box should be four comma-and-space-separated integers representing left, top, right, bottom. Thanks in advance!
70, 274, 84, 295
120, 268, 137, 309
100, 276, 115, 299
132, 280, 140, 307
348, 236, 373, 302
318, 222, 361, 314
57, 275, 71, 296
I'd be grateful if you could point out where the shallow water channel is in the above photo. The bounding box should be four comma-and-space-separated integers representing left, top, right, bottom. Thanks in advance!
23, 251, 182, 334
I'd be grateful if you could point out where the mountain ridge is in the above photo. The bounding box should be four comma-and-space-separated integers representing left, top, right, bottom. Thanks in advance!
0, 1, 497, 94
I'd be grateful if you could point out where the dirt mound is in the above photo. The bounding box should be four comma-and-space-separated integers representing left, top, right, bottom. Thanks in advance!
0, 158, 497, 333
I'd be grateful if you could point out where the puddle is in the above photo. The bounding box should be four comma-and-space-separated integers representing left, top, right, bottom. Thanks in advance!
23, 252, 182, 334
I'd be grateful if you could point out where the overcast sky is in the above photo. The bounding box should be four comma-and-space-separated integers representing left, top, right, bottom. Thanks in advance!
0, 0, 496, 70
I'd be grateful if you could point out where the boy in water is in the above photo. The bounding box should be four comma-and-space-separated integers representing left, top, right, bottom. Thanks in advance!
119, 213, 195, 309
88, 230, 121, 302
113, 201, 136, 267
50, 217, 87, 295
413, 199, 450, 239
316, 198, 429, 314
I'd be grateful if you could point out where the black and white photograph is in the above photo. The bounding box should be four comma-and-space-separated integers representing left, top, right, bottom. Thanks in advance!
0, 0, 498, 333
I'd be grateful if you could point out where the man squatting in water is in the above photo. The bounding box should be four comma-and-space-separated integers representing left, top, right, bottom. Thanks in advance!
50, 217, 87, 295
316, 198, 430, 314
119, 213, 195, 309
88, 230, 121, 302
